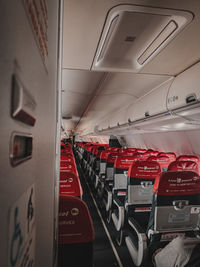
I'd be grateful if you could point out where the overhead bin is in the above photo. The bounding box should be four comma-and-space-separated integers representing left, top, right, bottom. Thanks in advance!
92, 5, 193, 72
127, 79, 174, 122
167, 61, 200, 122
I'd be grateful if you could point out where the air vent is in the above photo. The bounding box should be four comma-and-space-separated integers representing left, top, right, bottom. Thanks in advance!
92, 5, 193, 72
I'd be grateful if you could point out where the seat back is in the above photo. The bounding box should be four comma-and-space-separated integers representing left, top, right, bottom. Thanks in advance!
148, 171, 200, 236
58, 195, 95, 244
168, 160, 199, 174
106, 147, 120, 152
143, 150, 159, 158
127, 148, 137, 153
60, 161, 77, 173
136, 148, 147, 153
132, 152, 147, 161
158, 152, 176, 162
106, 152, 122, 180
113, 156, 143, 191
99, 150, 110, 177
62, 147, 73, 154
58, 196, 95, 267
95, 148, 105, 173
60, 171, 83, 198
177, 155, 200, 173
60, 153, 74, 161
127, 161, 161, 205
125, 161, 161, 228
147, 155, 172, 172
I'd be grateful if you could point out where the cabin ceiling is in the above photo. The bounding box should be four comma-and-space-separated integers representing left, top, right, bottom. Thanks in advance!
62, 0, 200, 135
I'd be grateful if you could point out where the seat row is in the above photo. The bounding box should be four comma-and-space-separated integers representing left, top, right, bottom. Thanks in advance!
58, 141, 95, 267
60, 142, 82, 198
75, 141, 200, 266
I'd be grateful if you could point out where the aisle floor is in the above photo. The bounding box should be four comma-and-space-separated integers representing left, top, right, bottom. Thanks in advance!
75, 156, 136, 267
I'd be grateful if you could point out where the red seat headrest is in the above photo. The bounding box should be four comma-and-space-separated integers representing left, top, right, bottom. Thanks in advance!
106, 147, 120, 152
60, 161, 77, 173
58, 196, 95, 244
60, 153, 74, 160
177, 155, 199, 164
132, 152, 148, 161
121, 151, 135, 157
114, 156, 137, 169
158, 152, 176, 161
59, 171, 82, 197
153, 171, 200, 195
107, 153, 122, 163
168, 160, 199, 174
128, 161, 161, 179
100, 151, 110, 160
136, 148, 147, 153
127, 148, 137, 152
147, 155, 171, 169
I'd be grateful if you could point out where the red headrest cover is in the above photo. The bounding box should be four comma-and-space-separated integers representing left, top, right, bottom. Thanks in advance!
60, 161, 77, 172
177, 155, 199, 164
107, 153, 122, 163
153, 171, 200, 195
58, 196, 95, 244
132, 152, 148, 160
128, 161, 161, 179
136, 148, 147, 153
62, 147, 72, 153
148, 155, 171, 168
59, 171, 82, 197
60, 153, 74, 161
121, 151, 135, 157
158, 152, 176, 161
106, 147, 120, 152
127, 148, 137, 152
144, 151, 159, 157
100, 151, 110, 160
114, 156, 137, 169
168, 160, 199, 174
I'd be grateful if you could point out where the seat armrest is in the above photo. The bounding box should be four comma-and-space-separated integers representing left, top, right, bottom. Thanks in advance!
125, 217, 148, 266
94, 175, 99, 189
105, 190, 113, 211
128, 217, 146, 235
104, 184, 112, 193
113, 195, 124, 207
112, 196, 125, 231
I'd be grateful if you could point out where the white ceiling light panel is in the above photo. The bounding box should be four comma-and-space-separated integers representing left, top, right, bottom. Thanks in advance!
92, 5, 193, 72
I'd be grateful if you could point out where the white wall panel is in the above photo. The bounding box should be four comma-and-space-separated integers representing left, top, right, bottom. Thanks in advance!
0, 1, 59, 266
124, 130, 200, 157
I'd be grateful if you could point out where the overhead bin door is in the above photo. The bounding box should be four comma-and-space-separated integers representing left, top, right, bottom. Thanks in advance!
167, 62, 200, 122
127, 79, 173, 123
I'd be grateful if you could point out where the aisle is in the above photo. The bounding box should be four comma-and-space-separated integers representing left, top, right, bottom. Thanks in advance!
75, 155, 135, 267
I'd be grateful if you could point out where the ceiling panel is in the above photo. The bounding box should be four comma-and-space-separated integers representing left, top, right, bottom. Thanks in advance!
98, 73, 169, 98
62, 0, 200, 135
62, 69, 105, 117
63, 0, 200, 75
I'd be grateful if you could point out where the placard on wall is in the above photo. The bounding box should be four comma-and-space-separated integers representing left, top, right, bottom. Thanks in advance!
22, 0, 49, 71
8, 184, 35, 267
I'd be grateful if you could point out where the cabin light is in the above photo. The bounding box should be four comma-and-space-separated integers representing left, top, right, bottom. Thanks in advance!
161, 122, 186, 130
138, 20, 178, 65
